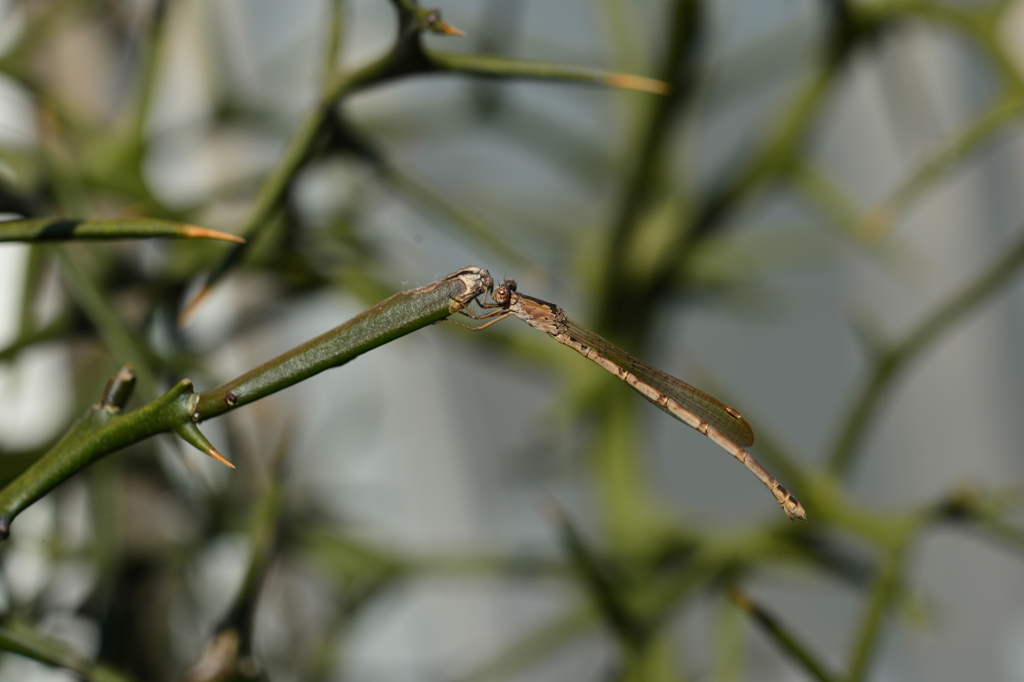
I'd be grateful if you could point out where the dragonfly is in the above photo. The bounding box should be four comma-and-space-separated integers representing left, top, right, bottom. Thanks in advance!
453, 278, 806, 521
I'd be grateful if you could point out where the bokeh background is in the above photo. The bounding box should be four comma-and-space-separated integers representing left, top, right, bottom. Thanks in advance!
2, 0, 1024, 681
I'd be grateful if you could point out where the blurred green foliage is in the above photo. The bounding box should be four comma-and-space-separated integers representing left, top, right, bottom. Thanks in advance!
1, 1, 1024, 681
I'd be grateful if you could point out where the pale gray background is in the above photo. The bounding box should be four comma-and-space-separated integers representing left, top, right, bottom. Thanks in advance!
1, 0, 1024, 680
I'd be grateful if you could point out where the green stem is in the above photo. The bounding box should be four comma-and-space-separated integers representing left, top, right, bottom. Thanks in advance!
195, 266, 490, 418
847, 544, 908, 682
879, 91, 1024, 226
0, 268, 492, 539
0, 621, 136, 682
426, 51, 667, 93
190, 6, 664, 310
552, 503, 647, 651
829, 228, 1024, 475
0, 377, 195, 538
728, 586, 837, 682
597, 0, 700, 338
54, 247, 159, 398
0, 217, 242, 242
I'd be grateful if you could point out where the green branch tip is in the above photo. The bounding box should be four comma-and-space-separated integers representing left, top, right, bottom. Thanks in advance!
434, 22, 465, 36
180, 226, 247, 243
856, 204, 895, 244
179, 285, 213, 327
426, 51, 669, 95
99, 364, 137, 410
603, 73, 671, 95
182, 629, 242, 682
174, 421, 236, 468
0, 217, 246, 243
427, 13, 464, 36
407, 5, 465, 36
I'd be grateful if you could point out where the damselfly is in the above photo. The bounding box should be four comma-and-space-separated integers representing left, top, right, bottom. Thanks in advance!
454, 279, 806, 521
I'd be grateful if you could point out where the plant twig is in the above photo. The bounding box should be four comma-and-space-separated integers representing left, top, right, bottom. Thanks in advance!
829, 227, 1024, 475
0, 267, 492, 538
847, 545, 908, 682
182, 1, 665, 320
0, 620, 136, 682
0, 217, 244, 243
727, 586, 837, 682
195, 266, 491, 417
